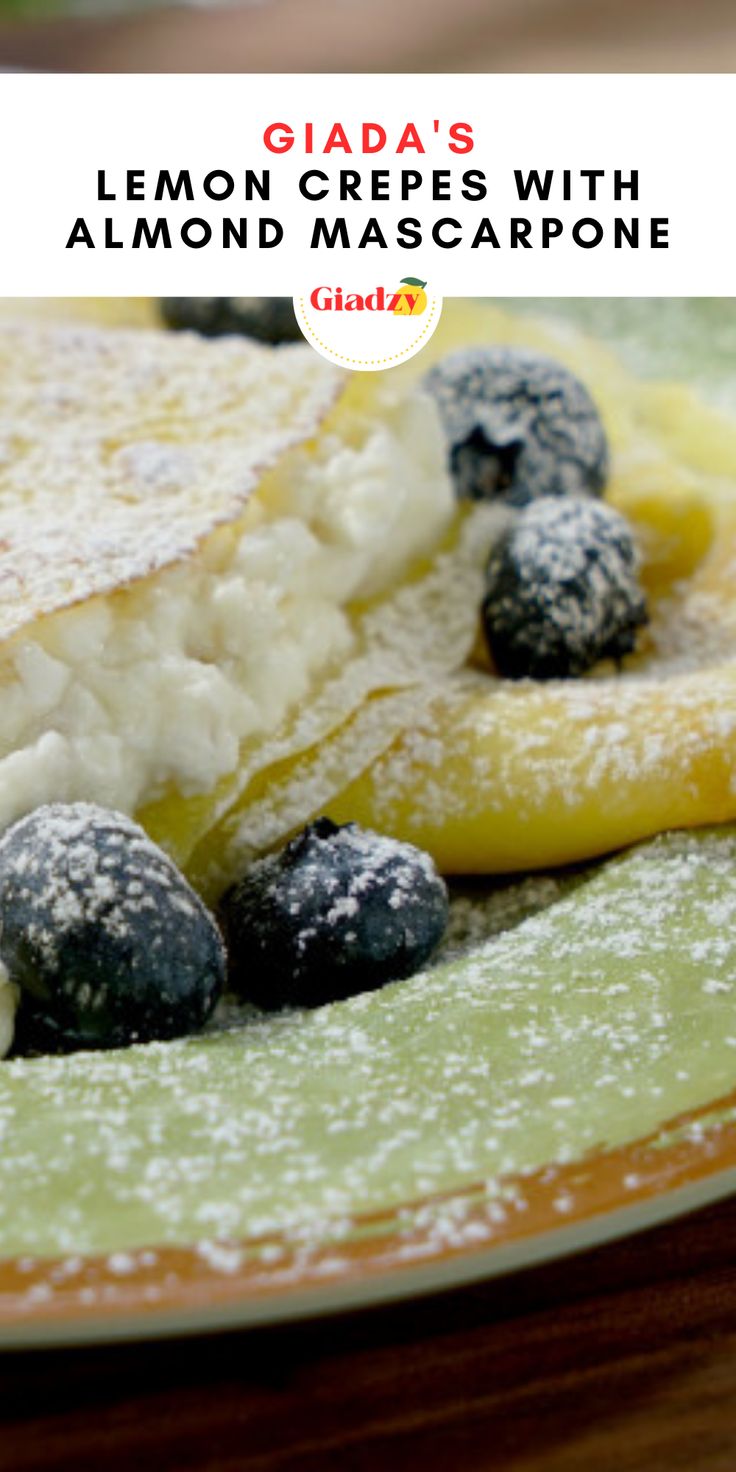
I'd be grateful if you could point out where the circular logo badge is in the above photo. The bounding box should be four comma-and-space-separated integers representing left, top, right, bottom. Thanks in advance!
294, 273, 443, 371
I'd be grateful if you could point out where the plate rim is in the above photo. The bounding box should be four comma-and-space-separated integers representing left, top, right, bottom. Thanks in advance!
3, 1087, 736, 1350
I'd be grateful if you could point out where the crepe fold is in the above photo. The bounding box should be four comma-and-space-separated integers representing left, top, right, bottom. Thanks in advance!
0, 319, 498, 894
2, 303, 736, 901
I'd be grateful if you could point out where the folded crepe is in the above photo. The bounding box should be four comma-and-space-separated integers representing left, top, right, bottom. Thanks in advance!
319, 303, 736, 873
0, 302, 735, 909
0, 315, 502, 902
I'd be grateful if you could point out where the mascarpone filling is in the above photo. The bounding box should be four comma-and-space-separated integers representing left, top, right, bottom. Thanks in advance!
0, 378, 454, 858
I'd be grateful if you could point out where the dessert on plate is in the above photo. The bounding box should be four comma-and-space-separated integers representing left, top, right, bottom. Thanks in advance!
1, 296, 736, 1298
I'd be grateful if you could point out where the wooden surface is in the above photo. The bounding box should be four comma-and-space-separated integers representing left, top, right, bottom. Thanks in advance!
4, 1196, 736, 1470
1, 0, 736, 72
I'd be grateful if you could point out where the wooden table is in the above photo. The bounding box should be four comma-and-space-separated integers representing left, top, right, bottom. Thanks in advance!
4, 1194, 736, 1471
1, 0, 735, 72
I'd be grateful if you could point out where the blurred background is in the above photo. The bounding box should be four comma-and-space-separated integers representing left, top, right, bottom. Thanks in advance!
0, 0, 734, 71
6, 297, 736, 408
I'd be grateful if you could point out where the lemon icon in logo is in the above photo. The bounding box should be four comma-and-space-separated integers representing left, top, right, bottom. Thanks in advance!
393, 278, 428, 316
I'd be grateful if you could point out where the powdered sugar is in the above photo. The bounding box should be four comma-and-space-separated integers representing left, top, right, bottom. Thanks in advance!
483, 495, 647, 679
0, 802, 224, 1051
0, 804, 191, 969
0, 323, 342, 639
424, 345, 608, 504
1, 828, 735, 1263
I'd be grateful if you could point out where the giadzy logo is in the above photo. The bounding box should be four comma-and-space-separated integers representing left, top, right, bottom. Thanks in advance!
295, 274, 441, 370
309, 278, 428, 316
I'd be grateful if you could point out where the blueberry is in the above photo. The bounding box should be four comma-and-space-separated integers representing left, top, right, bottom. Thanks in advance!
0, 803, 225, 1054
424, 347, 609, 506
482, 496, 648, 680
159, 297, 301, 345
219, 818, 449, 1011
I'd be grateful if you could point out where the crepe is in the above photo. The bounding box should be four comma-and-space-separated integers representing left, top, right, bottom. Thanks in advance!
0, 315, 472, 887
180, 301, 736, 886
319, 305, 736, 870
1, 301, 735, 903
0, 319, 342, 637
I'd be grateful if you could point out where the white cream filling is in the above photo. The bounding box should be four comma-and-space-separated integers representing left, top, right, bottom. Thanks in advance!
0, 380, 454, 840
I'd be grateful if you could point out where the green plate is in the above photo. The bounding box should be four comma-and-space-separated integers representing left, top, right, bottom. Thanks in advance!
2, 299, 736, 1346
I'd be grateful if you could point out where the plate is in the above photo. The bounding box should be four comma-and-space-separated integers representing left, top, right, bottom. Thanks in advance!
3, 1094, 736, 1348
5, 823, 736, 1349
2, 298, 736, 1349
